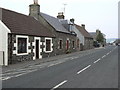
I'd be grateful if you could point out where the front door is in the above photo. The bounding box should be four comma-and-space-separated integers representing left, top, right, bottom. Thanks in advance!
35, 40, 39, 59
66, 40, 69, 50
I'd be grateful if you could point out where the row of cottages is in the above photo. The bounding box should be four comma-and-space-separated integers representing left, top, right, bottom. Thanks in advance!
0, 1, 93, 66
58, 17, 93, 50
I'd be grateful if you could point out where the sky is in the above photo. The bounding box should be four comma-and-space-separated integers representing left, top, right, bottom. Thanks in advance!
0, 0, 119, 39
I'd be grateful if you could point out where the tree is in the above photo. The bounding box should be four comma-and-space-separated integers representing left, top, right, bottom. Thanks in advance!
96, 30, 104, 44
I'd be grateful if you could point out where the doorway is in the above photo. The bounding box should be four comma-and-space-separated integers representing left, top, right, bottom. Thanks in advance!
35, 40, 39, 59
66, 40, 69, 50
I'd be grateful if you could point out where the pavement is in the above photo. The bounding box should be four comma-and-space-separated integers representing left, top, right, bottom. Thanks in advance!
2, 46, 118, 88
2, 47, 104, 73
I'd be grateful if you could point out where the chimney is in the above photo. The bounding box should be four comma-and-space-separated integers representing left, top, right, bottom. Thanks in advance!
29, 0, 40, 20
57, 12, 65, 19
70, 18, 75, 24
81, 24, 85, 29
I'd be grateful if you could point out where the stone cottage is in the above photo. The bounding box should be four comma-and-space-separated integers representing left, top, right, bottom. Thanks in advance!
59, 18, 84, 51
75, 24, 93, 50
0, 8, 55, 66
59, 17, 93, 51
0, 1, 78, 66
29, 1, 78, 55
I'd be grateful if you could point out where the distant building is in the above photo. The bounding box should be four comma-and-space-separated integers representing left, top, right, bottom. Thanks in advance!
90, 31, 106, 47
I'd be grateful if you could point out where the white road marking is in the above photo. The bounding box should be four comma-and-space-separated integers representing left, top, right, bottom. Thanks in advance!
2, 69, 37, 81
2, 70, 28, 76
70, 56, 79, 60
48, 64, 56, 67
106, 52, 109, 55
2, 77, 11, 81
14, 73, 25, 77
102, 55, 106, 58
48, 61, 66, 67
94, 58, 101, 63
77, 65, 91, 74
51, 80, 67, 90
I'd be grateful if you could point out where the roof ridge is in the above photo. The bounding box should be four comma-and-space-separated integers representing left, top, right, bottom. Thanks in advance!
2, 7, 29, 18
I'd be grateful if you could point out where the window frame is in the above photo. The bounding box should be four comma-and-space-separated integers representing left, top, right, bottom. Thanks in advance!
44, 38, 53, 53
72, 41, 75, 49
16, 35, 28, 55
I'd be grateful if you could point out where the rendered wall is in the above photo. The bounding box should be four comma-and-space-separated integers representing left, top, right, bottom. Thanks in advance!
0, 20, 11, 66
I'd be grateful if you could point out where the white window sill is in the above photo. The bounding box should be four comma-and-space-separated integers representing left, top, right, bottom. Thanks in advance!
16, 53, 28, 56
45, 51, 52, 53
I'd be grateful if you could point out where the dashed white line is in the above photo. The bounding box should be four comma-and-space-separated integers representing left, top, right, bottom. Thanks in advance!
106, 52, 109, 55
77, 65, 91, 74
51, 80, 67, 90
94, 58, 101, 63
102, 55, 106, 58
109, 51, 112, 53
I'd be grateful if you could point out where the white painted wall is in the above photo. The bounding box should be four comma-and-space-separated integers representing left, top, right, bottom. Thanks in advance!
33, 37, 42, 60
0, 20, 11, 66
0, 51, 3, 66
73, 26, 85, 45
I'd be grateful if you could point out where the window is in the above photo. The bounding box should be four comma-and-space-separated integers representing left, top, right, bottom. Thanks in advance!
59, 40, 62, 49
18, 38, 27, 54
72, 41, 75, 48
44, 38, 53, 53
46, 39, 51, 51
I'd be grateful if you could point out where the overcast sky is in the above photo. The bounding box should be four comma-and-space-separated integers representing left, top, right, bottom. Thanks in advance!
0, 0, 119, 39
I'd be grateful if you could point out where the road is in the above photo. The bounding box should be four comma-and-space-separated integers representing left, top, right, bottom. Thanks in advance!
2, 46, 118, 88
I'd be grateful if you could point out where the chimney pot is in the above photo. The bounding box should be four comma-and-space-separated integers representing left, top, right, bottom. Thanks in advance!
34, 0, 38, 4
70, 18, 75, 24
81, 24, 85, 29
57, 12, 65, 19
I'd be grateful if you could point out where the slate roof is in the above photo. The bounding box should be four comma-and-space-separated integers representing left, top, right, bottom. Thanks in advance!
60, 20, 71, 31
40, 13, 70, 34
0, 8, 55, 37
75, 24, 92, 38
89, 32, 96, 38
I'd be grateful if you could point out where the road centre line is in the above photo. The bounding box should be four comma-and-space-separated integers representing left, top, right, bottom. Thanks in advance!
77, 65, 91, 74
106, 52, 110, 55
102, 55, 106, 58
94, 58, 101, 63
51, 80, 67, 90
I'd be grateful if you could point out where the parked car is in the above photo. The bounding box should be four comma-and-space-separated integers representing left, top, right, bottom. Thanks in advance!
93, 41, 100, 47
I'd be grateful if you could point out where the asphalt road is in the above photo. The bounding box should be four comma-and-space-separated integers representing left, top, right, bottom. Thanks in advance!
2, 46, 118, 88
